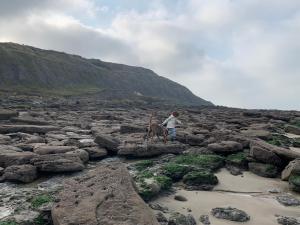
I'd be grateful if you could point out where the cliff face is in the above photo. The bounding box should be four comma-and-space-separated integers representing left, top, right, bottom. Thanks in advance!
0, 42, 212, 106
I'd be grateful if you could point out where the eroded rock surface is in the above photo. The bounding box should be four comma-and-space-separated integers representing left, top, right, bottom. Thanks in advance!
52, 163, 159, 225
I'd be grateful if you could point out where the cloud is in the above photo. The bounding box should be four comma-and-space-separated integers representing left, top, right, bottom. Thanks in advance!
0, 0, 299, 110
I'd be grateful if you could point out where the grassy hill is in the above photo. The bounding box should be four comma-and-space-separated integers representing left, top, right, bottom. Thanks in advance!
0, 42, 213, 106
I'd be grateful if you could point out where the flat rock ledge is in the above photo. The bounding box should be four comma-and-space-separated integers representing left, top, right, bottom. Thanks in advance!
118, 143, 186, 157
52, 163, 159, 225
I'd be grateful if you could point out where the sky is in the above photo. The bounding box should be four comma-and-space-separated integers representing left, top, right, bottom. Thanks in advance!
0, 0, 299, 110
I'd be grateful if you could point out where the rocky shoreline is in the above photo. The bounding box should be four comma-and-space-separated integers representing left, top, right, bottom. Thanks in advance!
0, 95, 300, 225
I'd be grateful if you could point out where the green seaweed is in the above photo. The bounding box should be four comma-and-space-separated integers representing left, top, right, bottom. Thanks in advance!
31, 194, 54, 209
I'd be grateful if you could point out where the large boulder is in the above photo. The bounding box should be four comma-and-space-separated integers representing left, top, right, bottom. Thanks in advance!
0, 125, 58, 134
250, 140, 300, 163
34, 146, 77, 155
208, 141, 243, 154
31, 154, 85, 173
248, 162, 278, 178
0, 110, 18, 120
51, 163, 159, 225
118, 143, 186, 158
94, 134, 120, 153
281, 159, 300, 181
2, 164, 38, 183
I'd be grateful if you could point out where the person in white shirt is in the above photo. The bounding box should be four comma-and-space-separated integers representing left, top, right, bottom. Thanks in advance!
162, 111, 182, 141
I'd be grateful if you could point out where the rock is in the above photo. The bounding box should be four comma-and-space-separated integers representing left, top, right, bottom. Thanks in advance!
248, 162, 278, 178
94, 134, 120, 152
226, 165, 243, 176
25, 135, 45, 144
174, 195, 187, 202
250, 140, 300, 163
31, 154, 85, 173
78, 139, 97, 148
186, 147, 213, 155
208, 141, 243, 154
227, 134, 250, 148
277, 216, 300, 225
51, 163, 159, 225
285, 125, 300, 135
148, 203, 169, 213
0, 167, 3, 175
199, 215, 211, 225
136, 177, 162, 201
10, 116, 50, 125
177, 133, 205, 146
0, 134, 11, 144
83, 146, 108, 159
0, 144, 23, 152
168, 212, 197, 225
241, 129, 271, 140
249, 140, 283, 166
118, 143, 186, 158
211, 207, 250, 222
0, 125, 58, 134
65, 149, 89, 163
12, 210, 40, 224
242, 111, 262, 118
3, 164, 38, 183
14, 143, 34, 151
281, 159, 300, 181
0, 151, 37, 168
0, 110, 18, 120
156, 212, 168, 224
34, 145, 78, 155
268, 188, 282, 193
183, 171, 218, 190
289, 174, 300, 192
226, 152, 248, 169
120, 124, 145, 133
276, 195, 300, 206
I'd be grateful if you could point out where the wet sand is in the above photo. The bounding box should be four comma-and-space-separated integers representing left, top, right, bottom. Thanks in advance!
152, 169, 300, 225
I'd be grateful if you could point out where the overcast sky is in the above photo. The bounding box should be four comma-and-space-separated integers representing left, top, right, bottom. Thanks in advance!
0, 0, 299, 110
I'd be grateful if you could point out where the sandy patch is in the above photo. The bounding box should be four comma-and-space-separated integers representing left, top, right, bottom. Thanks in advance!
215, 169, 290, 193
151, 169, 300, 225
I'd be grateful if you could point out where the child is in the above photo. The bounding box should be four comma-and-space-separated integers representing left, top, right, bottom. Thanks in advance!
162, 111, 182, 141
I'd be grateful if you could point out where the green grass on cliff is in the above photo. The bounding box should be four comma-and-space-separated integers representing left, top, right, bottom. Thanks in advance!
0, 85, 104, 97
